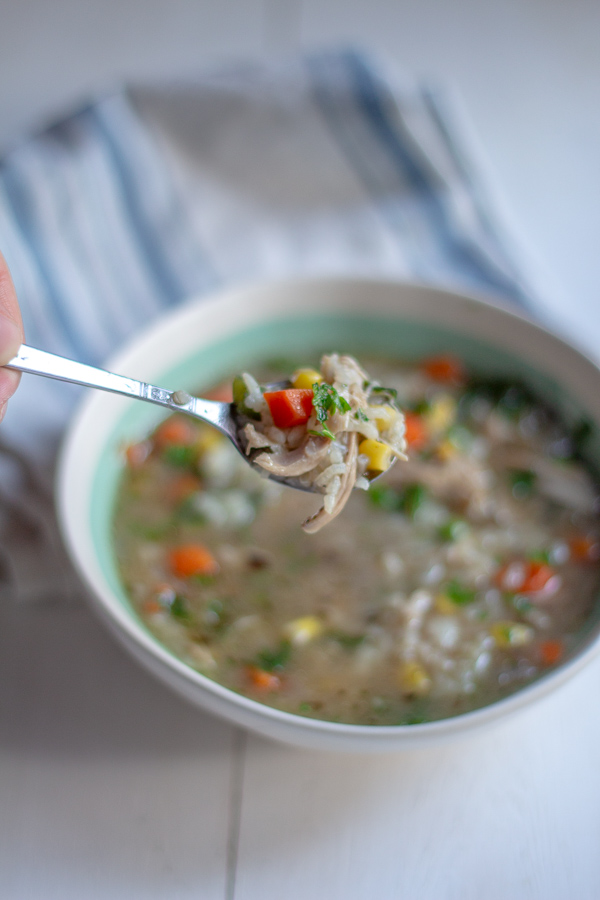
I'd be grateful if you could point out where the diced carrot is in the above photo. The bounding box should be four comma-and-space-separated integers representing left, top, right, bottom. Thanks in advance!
166, 474, 202, 503
495, 559, 556, 594
539, 639, 564, 667
154, 417, 196, 449
125, 440, 151, 469
421, 354, 465, 384
246, 665, 282, 692
203, 382, 234, 402
569, 535, 600, 562
264, 389, 314, 429
494, 560, 527, 592
169, 544, 219, 578
521, 561, 555, 593
142, 599, 163, 615
404, 412, 428, 450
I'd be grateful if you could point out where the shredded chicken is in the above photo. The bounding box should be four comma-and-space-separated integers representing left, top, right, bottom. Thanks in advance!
235, 354, 407, 532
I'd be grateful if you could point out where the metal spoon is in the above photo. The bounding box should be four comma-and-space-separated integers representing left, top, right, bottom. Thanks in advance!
5, 344, 317, 490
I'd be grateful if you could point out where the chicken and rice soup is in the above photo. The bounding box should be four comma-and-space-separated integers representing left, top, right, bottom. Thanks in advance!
113, 355, 600, 725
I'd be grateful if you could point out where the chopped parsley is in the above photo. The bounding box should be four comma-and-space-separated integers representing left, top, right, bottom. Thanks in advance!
163, 445, 197, 468
370, 385, 399, 404
328, 631, 366, 649
309, 382, 352, 439
510, 468, 536, 499
369, 482, 427, 518
438, 518, 469, 542
256, 640, 292, 672
169, 594, 190, 621
444, 580, 477, 606
313, 382, 351, 420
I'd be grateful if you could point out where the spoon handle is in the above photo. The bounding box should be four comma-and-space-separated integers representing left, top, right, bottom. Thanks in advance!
8, 344, 153, 398
5, 344, 235, 437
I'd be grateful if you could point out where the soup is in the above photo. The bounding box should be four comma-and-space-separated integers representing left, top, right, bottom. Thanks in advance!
113, 356, 600, 725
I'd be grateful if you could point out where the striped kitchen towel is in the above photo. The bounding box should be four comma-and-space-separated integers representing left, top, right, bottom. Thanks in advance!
0, 47, 545, 602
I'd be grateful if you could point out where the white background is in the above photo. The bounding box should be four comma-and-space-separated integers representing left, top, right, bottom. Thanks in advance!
1, 2, 599, 898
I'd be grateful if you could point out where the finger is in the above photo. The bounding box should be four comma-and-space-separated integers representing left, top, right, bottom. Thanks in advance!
0, 249, 25, 362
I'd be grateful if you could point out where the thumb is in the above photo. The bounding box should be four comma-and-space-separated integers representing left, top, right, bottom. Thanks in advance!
0, 250, 24, 420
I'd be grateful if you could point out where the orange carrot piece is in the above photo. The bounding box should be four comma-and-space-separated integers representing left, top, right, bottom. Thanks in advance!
264, 389, 314, 429
421, 354, 465, 383
539, 639, 564, 667
404, 412, 428, 450
169, 544, 219, 578
495, 559, 556, 594
521, 561, 555, 593
125, 440, 151, 469
204, 382, 234, 402
142, 599, 163, 615
569, 535, 600, 562
154, 417, 196, 449
166, 474, 202, 503
246, 665, 282, 692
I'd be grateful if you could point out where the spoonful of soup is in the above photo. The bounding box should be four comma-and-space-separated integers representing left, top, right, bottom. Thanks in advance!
5, 346, 405, 531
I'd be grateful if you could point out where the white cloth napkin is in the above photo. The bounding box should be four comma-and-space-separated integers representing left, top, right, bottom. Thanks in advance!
0, 48, 545, 604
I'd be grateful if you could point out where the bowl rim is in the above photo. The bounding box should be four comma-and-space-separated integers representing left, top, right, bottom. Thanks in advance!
56, 274, 600, 747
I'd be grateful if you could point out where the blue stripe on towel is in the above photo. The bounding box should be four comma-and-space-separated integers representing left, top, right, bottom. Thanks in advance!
342, 50, 528, 304
0, 164, 88, 357
85, 104, 185, 307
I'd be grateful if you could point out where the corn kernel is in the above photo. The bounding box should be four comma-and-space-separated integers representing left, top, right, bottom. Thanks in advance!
436, 439, 458, 461
292, 368, 323, 390
283, 615, 324, 646
435, 593, 458, 615
491, 620, 534, 648
359, 438, 393, 473
369, 404, 399, 431
195, 427, 225, 453
425, 394, 457, 434
399, 661, 432, 696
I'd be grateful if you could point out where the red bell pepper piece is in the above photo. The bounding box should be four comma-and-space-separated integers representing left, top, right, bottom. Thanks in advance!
264, 389, 314, 429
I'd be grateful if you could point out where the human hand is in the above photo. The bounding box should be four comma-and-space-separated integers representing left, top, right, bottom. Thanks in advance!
0, 250, 25, 423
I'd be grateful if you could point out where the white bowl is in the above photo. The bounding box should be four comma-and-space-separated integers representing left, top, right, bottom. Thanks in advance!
57, 276, 600, 751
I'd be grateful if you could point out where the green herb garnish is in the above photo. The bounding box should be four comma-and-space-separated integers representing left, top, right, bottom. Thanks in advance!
368, 482, 427, 518
308, 426, 335, 441
170, 595, 190, 621
509, 468, 536, 499
329, 631, 366, 649
438, 518, 469, 542
163, 445, 197, 468
370, 385, 398, 403
400, 483, 427, 517
572, 418, 593, 454
369, 484, 403, 512
354, 408, 369, 422
256, 640, 291, 672
444, 580, 477, 606
312, 382, 351, 420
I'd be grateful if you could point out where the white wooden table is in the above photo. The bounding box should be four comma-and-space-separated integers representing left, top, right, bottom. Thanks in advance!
2, 2, 600, 898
